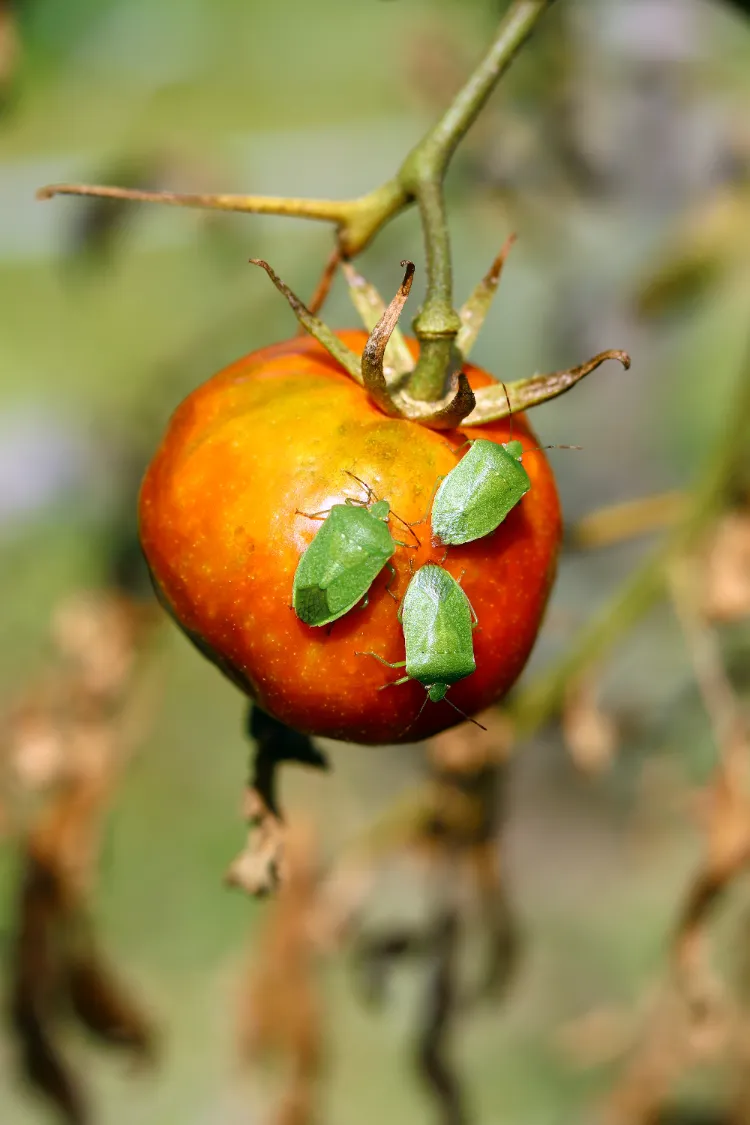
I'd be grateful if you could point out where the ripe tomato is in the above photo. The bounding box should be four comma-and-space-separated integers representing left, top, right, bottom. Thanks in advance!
139, 330, 561, 744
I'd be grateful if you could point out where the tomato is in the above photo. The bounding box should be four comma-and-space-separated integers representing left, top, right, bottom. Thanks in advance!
139, 330, 562, 745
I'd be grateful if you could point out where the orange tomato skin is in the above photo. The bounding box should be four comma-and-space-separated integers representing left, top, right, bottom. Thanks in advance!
139, 330, 562, 744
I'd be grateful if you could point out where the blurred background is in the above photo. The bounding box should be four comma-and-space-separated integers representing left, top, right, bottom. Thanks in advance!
2, 0, 750, 1122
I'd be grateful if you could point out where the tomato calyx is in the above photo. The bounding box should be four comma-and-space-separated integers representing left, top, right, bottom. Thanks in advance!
249, 243, 631, 433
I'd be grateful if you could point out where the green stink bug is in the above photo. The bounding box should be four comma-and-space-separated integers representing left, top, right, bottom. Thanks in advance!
430, 381, 578, 546
430, 436, 531, 546
356, 563, 485, 728
293, 475, 416, 627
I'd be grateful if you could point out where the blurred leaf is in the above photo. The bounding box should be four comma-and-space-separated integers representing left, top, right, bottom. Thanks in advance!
636, 184, 750, 319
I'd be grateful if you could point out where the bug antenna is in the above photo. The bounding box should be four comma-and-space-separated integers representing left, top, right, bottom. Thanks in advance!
444, 696, 488, 731
401, 692, 431, 737
523, 444, 583, 456
501, 381, 513, 442
388, 508, 421, 549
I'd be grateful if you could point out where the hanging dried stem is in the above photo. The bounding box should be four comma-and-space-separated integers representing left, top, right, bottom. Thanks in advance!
238, 819, 325, 1125
225, 706, 328, 897
3, 589, 161, 1125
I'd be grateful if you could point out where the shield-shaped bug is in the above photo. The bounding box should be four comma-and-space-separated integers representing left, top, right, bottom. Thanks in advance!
292, 475, 416, 627
356, 563, 483, 727
431, 436, 531, 546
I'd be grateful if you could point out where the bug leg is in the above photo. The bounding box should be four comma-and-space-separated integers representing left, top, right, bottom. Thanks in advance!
295, 507, 332, 520
343, 470, 377, 506
384, 563, 399, 601
378, 675, 411, 691
355, 651, 407, 670
409, 476, 446, 530
357, 592, 370, 611
442, 437, 472, 455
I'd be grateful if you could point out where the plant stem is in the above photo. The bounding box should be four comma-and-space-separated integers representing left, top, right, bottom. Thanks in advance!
38, 0, 556, 404
397, 0, 557, 400
415, 0, 558, 179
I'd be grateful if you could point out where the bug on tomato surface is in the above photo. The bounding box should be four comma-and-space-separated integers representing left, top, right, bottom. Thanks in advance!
292, 474, 416, 627
430, 435, 531, 546
356, 563, 484, 728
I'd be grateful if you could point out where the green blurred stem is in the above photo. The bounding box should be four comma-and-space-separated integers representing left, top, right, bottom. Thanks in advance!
506, 329, 750, 739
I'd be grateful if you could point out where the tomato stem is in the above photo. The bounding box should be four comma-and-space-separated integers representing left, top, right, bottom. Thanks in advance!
395, 0, 556, 399
36, 1, 555, 404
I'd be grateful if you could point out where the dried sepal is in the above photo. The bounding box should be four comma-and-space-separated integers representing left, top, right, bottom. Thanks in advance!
464, 349, 631, 426
456, 233, 517, 361
361, 261, 417, 416
342, 261, 414, 382
249, 259, 363, 384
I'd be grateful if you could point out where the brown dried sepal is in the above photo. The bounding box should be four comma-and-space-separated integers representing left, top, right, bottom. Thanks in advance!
464, 349, 631, 426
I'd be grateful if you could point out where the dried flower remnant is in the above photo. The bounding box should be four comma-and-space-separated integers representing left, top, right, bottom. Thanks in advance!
225, 706, 328, 897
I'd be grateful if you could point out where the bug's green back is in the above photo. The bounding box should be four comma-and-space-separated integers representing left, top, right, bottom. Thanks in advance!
401, 564, 475, 686
431, 439, 531, 545
293, 503, 395, 626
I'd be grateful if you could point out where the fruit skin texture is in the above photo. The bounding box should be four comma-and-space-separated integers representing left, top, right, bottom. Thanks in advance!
139, 330, 562, 745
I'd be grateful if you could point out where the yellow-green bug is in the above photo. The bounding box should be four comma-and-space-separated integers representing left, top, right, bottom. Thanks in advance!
431, 436, 531, 546
293, 475, 415, 627
356, 563, 483, 726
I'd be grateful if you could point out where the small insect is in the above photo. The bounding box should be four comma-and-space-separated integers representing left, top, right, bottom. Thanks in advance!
293, 474, 416, 627
356, 563, 484, 728
431, 384, 577, 546
431, 436, 531, 546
